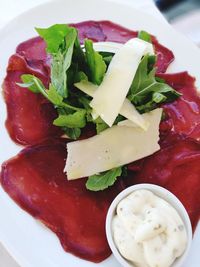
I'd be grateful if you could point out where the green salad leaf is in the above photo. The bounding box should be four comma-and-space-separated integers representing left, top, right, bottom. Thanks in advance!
36, 25, 78, 97
53, 110, 86, 128
86, 167, 122, 191
17, 74, 41, 93
94, 117, 109, 134
19, 74, 80, 111
138, 30, 152, 43
128, 55, 181, 113
85, 39, 107, 85
35, 24, 68, 53
99, 51, 114, 66
62, 127, 81, 140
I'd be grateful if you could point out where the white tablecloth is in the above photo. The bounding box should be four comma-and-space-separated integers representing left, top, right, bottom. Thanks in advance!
0, 1, 165, 266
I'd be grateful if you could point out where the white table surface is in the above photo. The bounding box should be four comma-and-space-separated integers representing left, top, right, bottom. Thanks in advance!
0, 1, 166, 266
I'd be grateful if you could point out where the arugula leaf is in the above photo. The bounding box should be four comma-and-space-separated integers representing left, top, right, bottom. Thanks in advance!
59, 27, 77, 94
47, 84, 65, 106
99, 51, 114, 66
73, 36, 86, 70
62, 127, 81, 140
36, 25, 78, 97
94, 117, 109, 134
132, 81, 181, 105
77, 96, 95, 123
53, 110, 86, 128
20, 74, 48, 98
95, 114, 124, 134
148, 55, 156, 71
78, 95, 91, 109
152, 92, 167, 103
96, 122, 109, 134
129, 55, 153, 96
155, 76, 166, 83
135, 100, 157, 113
35, 24, 68, 53
50, 51, 67, 97
138, 30, 152, 43
128, 55, 181, 113
75, 71, 88, 82
86, 167, 122, 191
54, 108, 82, 139
17, 74, 41, 93
20, 74, 81, 111
84, 39, 107, 85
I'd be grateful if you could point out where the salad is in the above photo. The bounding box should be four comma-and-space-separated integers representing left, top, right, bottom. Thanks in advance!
16, 23, 180, 190
1, 21, 200, 263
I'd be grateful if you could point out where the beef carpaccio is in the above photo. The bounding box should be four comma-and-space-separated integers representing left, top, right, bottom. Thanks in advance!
1, 21, 200, 263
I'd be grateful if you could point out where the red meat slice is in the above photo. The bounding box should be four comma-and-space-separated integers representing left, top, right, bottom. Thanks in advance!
159, 72, 200, 141
127, 138, 200, 232
0, 139, 124, 262
3, 54, 61, 145
17, 36, 48, 61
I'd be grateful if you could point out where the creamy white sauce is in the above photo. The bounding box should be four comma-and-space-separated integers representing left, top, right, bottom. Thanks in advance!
112, 189, 187, 267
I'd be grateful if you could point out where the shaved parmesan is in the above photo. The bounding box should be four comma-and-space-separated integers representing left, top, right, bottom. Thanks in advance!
119, 99, 149, 130
65, 108, 162, 180
118, 119, 138, 128
118, 110, 158, 128
93, 42, 123, 53
74, 80, 97, 97
81, 42, 122, 54
90, 38, 154, 127
82, 40, 154, 55
74, 81, 148, 130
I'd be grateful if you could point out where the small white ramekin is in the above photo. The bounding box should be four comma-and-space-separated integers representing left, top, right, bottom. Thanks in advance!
106, 183, 192, 267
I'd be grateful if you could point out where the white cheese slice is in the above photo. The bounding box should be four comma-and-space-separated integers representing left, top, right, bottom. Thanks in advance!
74, 80, 97, 96
90, 38, 154, 127
92, 40, 154, 54
118, 111, 158, 128
65, 108, 162, 180
93, 42, 123, 53
74, 80, 148, 130
118, 119, 138, 128
120, 99, 149, 130
81, 40, 154, 54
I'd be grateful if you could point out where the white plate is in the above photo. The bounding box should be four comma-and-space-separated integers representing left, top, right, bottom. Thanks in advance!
0, 0, 199, 267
